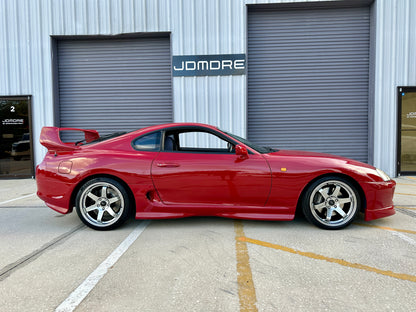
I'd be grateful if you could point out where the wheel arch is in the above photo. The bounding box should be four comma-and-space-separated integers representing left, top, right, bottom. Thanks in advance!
70, 173, 136, 216
296, 172, 367, 215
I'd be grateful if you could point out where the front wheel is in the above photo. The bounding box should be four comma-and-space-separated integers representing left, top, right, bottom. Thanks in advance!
302, 176, 360, 230
75, 177, 131, 230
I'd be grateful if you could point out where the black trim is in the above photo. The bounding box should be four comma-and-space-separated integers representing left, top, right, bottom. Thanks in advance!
247, 0, 374, 11
397, 86, 416, 175
51, 32, 171, 41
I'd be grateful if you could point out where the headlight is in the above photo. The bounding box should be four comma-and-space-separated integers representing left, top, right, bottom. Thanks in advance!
376, 168, 391, 181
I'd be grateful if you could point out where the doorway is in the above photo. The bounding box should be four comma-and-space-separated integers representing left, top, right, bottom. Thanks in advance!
0, 96, 33, 178
398, 87, 416, 175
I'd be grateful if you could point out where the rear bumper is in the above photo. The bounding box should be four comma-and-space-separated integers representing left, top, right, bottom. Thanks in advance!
36, 165, 75, 214
363, 180, 396, 221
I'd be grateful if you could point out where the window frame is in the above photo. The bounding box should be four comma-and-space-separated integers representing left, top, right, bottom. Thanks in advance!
160, 126, 241, 154
397, 86, 416, 175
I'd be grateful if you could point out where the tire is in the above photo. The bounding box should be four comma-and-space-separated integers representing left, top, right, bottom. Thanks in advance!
302, 176, 360, 230
75, 177, 131, 230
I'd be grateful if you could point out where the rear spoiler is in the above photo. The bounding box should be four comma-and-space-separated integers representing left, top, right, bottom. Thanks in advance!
40, 127, 99, 152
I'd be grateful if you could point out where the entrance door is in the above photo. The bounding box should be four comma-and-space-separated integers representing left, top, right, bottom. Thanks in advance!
0, 96, 33, 178
398, 87, 416, 174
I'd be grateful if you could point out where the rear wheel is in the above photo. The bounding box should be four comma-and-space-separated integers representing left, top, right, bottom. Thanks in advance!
302, 176, 360, 230
75, 177, 131, 230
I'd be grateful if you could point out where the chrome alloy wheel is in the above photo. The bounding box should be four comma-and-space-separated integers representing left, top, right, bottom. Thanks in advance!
309, 180, 357, 227
78, 182, 125, 228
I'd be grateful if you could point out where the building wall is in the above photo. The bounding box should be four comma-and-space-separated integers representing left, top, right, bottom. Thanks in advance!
373, 0, 416, 175
1, 0, 415, 176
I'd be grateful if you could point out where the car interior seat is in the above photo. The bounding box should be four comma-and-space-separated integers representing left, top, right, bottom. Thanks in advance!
164, 136, 178, 151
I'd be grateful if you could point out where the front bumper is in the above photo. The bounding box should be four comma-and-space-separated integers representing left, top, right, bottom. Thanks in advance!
363, 180, 396, 221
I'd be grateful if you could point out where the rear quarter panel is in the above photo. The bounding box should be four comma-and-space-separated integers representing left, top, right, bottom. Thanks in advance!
37, 135, 158, 214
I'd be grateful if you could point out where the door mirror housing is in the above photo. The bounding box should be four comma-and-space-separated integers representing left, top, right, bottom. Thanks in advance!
235, 144, 249, 159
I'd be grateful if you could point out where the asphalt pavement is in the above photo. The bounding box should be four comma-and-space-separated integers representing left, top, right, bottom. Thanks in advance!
0, 177, 415, 311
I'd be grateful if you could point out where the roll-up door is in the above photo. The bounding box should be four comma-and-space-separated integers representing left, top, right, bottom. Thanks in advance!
248, 6, 370, 162
57, 37, 172, 141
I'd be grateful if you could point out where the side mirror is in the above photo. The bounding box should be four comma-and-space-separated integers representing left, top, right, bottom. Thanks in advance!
235, 144, 249, 159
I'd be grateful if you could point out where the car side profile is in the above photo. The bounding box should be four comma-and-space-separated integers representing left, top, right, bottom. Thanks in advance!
36, 123, 396, 230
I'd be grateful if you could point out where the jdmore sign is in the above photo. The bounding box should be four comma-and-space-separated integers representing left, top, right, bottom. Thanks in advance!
172, 54, 246, 77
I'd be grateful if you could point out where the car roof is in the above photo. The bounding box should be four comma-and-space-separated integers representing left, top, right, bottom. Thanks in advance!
134, 122, 220, 134
82, 123, 221, 147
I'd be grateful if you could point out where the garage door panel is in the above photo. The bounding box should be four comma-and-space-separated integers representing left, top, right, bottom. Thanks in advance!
248, 6, 370, 162
57, 37, 172, 141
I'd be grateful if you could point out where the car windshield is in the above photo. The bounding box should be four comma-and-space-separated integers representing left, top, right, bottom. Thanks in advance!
221, 130, 277, 154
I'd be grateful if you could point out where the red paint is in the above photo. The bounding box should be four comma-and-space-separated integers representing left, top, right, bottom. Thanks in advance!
39, 127, 99, 151
36, 123, 396, 223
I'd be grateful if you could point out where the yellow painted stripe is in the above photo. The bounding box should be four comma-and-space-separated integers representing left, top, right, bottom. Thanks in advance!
234, 221, 258, 312
407, 177, 416, 181
396, 183, 416, 186
395, 206, 416, 210
395, 193, 416, 196
240, 237, 416, 283
354, 223, 416, 235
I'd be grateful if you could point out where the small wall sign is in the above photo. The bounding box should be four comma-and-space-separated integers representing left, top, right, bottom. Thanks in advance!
407, 112, 416, 119
172, 54, 246, 77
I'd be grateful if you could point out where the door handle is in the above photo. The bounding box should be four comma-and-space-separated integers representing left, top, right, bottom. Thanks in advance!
157, 163, 180, 168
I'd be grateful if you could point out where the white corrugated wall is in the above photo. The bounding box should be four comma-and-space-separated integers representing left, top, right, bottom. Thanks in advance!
1, 0, 415, 176
0, 0, 247, 167
373, 0, 416, 176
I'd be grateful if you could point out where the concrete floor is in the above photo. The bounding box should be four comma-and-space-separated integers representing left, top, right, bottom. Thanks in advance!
0, 177, 415, 312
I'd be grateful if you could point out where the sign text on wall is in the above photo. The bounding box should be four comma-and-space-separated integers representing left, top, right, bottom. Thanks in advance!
172, 54, 246, 77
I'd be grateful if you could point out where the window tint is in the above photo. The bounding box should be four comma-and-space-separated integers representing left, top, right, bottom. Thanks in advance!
133, 132, 161, 151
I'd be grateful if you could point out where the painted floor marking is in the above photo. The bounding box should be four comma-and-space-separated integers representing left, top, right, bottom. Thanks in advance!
395, 206, 416, 210
0, 192, 36, 206
396, 183, 416, 187
234, 220, 258, 312
55, 221, 150, 312
239, 237, 416, 283
395, 192, 416, 196
390, 231, 416, 247
406, 177, 416, 181
354, 223, 416, 235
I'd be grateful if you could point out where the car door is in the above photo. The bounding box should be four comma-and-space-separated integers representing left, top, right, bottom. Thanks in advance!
151, 129, 271, 207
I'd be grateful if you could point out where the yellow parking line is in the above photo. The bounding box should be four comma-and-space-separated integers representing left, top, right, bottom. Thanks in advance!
395, 206, 416, 210
239, 237, 416, 283
396, 183, 416, 186
234, 221, 258, 312
407, 177, 416, 181
354, 223, 416, 235
395, 193, 416, 196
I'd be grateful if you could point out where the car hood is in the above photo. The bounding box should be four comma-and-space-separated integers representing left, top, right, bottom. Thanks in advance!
266, 149, 375, 170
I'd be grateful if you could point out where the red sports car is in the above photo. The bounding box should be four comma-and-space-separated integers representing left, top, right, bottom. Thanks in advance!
36, 123, 395, 230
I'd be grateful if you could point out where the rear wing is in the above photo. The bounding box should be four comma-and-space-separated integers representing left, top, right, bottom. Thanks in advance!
40, 127, 99, 152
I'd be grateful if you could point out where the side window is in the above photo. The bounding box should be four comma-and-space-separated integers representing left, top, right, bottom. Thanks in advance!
132, 132, 161, 151
179, 132, 228, 149
173, 131, 233, 153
